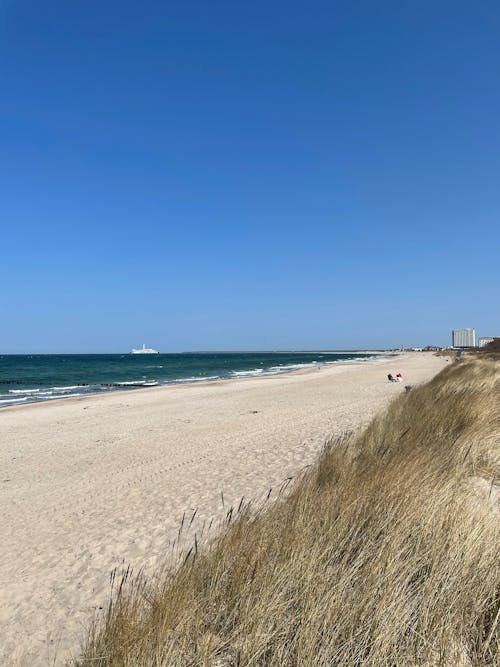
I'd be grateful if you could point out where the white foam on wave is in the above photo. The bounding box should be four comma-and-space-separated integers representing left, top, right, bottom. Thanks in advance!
8, 388, 40, 394
50, 385, 82, 392
230, 368, 265, 377
113, 380, 158, 387
169, 375, 221, 384
330, 355, 377, 364
0, 392, 84, 407
267, 363, 314, 372
227, 357, 375, 379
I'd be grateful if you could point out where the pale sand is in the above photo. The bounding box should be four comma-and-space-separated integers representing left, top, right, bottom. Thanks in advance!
0, 353, 448, 665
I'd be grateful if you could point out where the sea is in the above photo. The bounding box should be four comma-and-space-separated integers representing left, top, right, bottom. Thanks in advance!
0, 352, 380, 408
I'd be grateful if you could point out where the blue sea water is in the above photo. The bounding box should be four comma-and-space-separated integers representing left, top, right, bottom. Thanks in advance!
0, 352, 379, 407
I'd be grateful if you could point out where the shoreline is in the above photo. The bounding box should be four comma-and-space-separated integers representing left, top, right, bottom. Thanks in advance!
0, 352, 394, 413
0, 352, 444, 665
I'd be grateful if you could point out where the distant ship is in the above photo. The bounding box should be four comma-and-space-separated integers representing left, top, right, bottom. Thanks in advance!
129, 344, 160, 355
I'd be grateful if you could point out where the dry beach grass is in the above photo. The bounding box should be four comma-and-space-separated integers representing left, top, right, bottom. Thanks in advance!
0, 353, 443, 665
77, 357, 499, 666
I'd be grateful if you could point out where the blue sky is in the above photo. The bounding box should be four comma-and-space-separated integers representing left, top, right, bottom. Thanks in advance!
1, 1, 499, 352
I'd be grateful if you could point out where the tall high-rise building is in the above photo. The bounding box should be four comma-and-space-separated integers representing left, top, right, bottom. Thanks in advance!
452, 328, 476, 348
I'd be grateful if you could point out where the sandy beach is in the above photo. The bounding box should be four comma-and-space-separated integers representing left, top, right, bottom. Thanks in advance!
0, 353, 447, 666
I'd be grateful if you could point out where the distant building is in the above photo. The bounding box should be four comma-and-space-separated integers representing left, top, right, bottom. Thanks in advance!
478, 336, 496, 348
452, 328, 476, 348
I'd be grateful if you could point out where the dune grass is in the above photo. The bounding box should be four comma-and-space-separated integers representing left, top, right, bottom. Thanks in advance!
76, 357, 499, 666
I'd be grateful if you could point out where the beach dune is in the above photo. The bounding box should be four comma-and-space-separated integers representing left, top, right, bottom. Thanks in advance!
0, 353, 447, 665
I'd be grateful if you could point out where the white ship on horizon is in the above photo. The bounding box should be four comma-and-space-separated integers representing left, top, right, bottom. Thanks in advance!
129, 344, 160, 355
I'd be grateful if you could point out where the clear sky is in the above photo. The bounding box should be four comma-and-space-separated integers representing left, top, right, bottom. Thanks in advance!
1, 1, 499, 352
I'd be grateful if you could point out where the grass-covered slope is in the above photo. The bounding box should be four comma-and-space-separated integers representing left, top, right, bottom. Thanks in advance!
77, 358, 499, 666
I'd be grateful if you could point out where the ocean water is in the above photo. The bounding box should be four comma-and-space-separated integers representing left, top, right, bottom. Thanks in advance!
0, 352, 379, 407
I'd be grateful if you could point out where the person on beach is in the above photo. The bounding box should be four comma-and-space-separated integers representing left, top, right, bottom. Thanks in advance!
396, 372, 403, 382
387, 373, 397, 382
